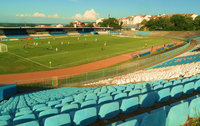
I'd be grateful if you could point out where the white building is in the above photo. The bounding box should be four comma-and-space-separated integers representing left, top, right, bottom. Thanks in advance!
55, 24, 64, 28
96, 18, 108, 24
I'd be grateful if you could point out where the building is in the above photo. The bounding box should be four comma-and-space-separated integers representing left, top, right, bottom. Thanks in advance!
72, 21, 85, 28
96, 18, 108, 24
55, 24, 64, 28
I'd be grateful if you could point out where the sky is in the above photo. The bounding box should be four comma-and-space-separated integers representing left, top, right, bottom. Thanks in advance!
0, 0, 199, 24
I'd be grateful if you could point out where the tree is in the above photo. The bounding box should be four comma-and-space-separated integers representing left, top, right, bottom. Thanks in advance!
170, 15, 185, 30
184, 15, 195, 30
64, 22, 73, 27
194, 15, 200, 30
99, 18, 121, 29
83, 23, 94, 27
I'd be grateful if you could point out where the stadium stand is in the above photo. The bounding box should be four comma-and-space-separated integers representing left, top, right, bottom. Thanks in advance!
0, 74, 200, 125
151, 53, 200, 68
49, 31, 68, 36
136, 31, 150, 36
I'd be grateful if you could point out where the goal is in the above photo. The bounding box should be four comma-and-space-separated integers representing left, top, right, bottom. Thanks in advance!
0, 43, 8, 52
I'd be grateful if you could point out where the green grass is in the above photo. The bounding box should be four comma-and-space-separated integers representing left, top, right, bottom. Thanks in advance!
0, 35, 182, 74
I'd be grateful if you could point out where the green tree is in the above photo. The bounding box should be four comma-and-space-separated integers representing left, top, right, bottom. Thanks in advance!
83, 23, 94, 27
194, 15, 200, 30
170, 15, 185, 30
99, 18, 121, 29
64, 22, 73, 27
184, 15, 195, 30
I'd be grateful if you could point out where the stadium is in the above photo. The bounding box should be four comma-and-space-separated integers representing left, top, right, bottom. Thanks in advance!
1, 0, 200, 126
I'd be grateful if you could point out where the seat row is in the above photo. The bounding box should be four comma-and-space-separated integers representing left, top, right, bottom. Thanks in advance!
108, 94, 200, 126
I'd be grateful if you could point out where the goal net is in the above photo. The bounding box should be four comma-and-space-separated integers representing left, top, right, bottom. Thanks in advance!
0, 43, 8, 52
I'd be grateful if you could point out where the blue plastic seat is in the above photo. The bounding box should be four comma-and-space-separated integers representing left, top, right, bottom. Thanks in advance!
120, 97, 138, 113
15, 110, 33, 117
183, 82, 194, 94
157, 88, 170, 102
0, 115, 12, 121
13, 114, 36, 125
189, 98, 200, 118
61, 104, 79, 113
44, 113, 71, 126
62, 97, 74, 104
98, 96, 113, 104
99, 102, 120, 120
81, 100, 97, 108
32, 104, 46, 111
163, 82, 172, 88
85, 94, 98, 101
15, 120, 39, 126
166, 102, 189, 126
170, 85, 183, 98
38, 109, 59, 120
48, 100, 60, 107
73, 107, 97, 126
140, 110, 166, 126
118, 119, 139, 126
114, 93, 127, 101
0, 120, 9, 126
194, 80, 200, 91
139, 92, 157, 108
128, 90, 140, 97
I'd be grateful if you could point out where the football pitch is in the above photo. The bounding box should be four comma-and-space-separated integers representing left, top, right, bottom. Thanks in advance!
0, 35, 182, 74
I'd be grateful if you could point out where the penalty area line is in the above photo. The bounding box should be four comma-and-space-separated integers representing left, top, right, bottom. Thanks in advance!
8, 52, 51, 69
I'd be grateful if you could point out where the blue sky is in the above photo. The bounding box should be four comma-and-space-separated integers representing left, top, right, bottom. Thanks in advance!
0, 0, 199, 24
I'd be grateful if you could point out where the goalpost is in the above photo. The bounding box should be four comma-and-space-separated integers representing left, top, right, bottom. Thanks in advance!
0, 43, 8, 52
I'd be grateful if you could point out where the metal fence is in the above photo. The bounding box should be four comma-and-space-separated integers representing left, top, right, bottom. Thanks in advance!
15, 42, 190, 92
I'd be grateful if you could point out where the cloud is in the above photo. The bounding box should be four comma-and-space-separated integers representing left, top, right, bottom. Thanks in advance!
16, 12, 59, 18
73, 9, 100, 20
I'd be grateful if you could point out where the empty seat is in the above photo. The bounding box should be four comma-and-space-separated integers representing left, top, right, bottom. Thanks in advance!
194, 80, 200, 91
32, 104, 46, 111
61, 104, 79, 113
189, 98, 200, 118
73, 107, 97, 126
98, 96, 113, 104
99, 102, 120, 120
183, 82, 194, 94
48, 100, 60, 107
0, 120, 9, 126
157, 88, 170, 102
163, 82, 172, 88
140, 110, 166, 126
166, 102, 189, 126
15, 110, 33, 117
13, 114, 36, 125
114, 93, 127, 101
118, 119, 139, 126
15, 120, 39, 126
81, 100, 97, 108
44, 114, 71, 126
120, 97, 138, 113
139, 92, 157, 108
128, 90, 140, 97
171, 85, 183, 98
0, 115, 11, 121
38, 109, 59, 120
85, 94, 98, 101
62, 97, 73, 104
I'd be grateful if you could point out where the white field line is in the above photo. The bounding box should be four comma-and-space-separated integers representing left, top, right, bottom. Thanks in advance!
8, 52, 50, 69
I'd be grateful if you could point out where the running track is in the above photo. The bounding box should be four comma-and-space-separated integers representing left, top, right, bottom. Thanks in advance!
0, 41, 182, 85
